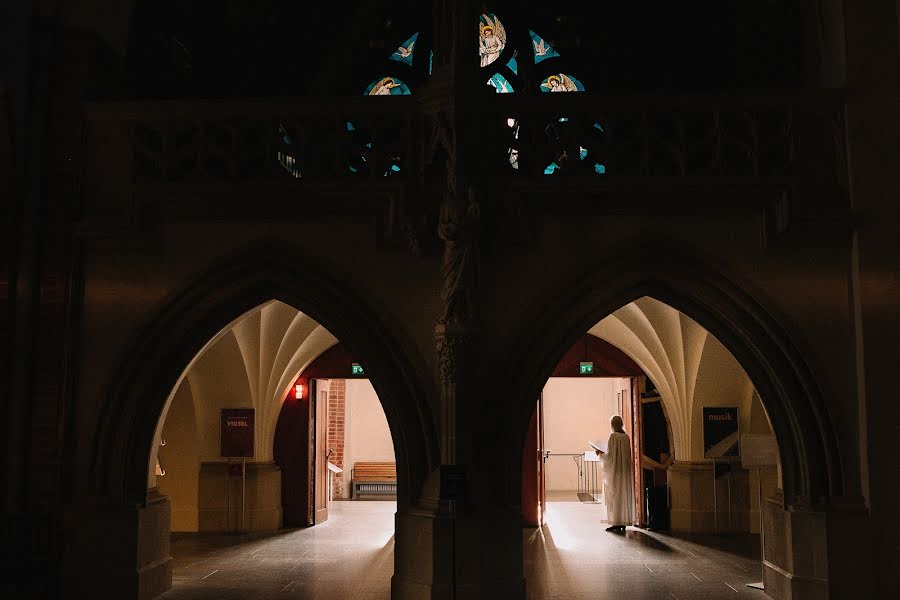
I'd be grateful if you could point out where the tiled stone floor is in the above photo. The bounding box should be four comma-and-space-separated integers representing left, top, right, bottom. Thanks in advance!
158, 501, 395, 599
525, 493, 768, 599
160, 497, 768, 599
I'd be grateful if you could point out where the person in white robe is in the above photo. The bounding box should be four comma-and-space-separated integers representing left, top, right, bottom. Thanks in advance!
595, 415, 634, 532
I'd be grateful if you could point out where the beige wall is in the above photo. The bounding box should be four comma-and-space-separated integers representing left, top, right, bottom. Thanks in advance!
590, 298, 770, 463
152, 301, 339, 530
541, 378, 627, 491
149, 301, 337, 485
156, 380, 200, 532
689, 335, 757, 460
343, 378, 395, 497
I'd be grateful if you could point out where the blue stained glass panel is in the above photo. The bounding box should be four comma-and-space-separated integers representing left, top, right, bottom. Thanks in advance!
544, 162, 560, 175
529, 30, 560, 63
487, 72, 514, 93
364, 77, 412, 95
594, 163, 606, 174
506, 56, 518, 75
389, 33, 418, 66
540, 73, 585, 93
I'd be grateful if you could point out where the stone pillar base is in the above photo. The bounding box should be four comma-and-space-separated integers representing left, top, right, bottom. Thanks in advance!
61, 490, 172, 600
392, 508, 435, 599
762, 492, 872, 600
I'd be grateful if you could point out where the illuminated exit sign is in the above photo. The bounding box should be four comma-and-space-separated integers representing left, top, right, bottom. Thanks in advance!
351, 363, 364, 376
579, 362, 594, 375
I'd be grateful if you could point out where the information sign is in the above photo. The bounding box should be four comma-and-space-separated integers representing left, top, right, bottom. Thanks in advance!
221, 408, 255, 458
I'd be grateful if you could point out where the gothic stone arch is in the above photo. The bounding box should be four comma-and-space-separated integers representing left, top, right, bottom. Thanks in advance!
91, 244, 438, 510
489, 248, 842, 510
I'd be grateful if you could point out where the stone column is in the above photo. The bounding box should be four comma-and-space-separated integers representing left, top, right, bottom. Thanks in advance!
762, 491, 871, 599
61, 489, 172, 600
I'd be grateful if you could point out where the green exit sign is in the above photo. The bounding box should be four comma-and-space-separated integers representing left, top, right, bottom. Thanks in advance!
351, 363, 364, 376
579, 362, 594, 375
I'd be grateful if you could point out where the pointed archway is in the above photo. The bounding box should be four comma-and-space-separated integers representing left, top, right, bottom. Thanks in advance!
77, 243, 438, 599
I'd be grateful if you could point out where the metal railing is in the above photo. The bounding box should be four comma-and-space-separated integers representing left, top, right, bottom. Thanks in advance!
546, 452, 603, 503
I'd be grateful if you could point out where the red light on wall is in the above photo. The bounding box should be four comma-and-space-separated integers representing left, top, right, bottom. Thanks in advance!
295, 384, 304, 399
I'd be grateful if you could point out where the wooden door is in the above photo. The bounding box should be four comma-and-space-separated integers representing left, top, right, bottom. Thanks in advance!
313, 380, 329, 524
522, 403, 540, 527
521, 396, 547, 527
537, 394, 547, 527
630, 377, 645, 526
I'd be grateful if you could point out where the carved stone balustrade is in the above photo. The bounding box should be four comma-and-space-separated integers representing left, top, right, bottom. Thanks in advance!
82, 91, 847, 239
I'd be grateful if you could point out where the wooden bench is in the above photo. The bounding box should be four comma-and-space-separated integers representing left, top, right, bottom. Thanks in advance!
351, 462, 397, 500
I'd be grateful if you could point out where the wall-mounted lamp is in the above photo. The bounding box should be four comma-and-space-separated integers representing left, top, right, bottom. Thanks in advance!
295, 383, 304, 400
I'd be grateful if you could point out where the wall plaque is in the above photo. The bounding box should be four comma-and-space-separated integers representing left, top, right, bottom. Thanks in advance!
702, 406, 740, 458
221, 408, 255, 458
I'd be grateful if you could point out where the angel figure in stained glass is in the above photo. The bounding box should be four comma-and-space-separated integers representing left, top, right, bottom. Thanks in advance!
369, 77, 400, 95
542, 73, 580, 92
479, 14, 507, 67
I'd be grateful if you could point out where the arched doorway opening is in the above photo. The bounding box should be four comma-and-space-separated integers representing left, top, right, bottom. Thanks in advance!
86, 249, 437, 600
488, 252, 843, 600
521, 298, 781, 598
150, 303, 399, 597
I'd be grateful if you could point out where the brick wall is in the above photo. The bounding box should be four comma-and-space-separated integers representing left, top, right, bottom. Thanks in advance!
327, 379, 346, 499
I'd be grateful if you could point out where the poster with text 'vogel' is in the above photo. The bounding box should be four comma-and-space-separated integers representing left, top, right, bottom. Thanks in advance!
703, 407, 740, 458
221, 408, 255, 458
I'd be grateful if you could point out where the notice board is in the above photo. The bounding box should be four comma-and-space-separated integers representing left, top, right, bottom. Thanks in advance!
221, 408, 255, 458
702, 407, 740, 458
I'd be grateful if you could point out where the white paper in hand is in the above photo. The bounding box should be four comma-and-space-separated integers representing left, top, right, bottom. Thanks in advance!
588, 439, 607, 453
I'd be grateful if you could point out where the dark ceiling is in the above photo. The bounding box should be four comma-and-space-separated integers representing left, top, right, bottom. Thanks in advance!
123, 0, 805, 99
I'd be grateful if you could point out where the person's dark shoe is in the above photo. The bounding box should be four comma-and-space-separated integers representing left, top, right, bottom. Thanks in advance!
605, 526, 618, 532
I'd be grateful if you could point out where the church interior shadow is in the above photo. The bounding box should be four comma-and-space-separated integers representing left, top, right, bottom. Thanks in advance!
623, 529, 676, 552
652, 530, 761, 561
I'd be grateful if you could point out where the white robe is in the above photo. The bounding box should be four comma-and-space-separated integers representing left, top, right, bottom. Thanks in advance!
600, 430, 634, 526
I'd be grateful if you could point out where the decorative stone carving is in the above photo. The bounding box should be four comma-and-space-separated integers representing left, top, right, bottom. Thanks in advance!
438, 185, 481, 327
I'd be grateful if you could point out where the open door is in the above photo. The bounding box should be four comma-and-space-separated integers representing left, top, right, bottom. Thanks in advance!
522, 396, 547, 527
625, 378, 645, 527
311, 379, 330, 524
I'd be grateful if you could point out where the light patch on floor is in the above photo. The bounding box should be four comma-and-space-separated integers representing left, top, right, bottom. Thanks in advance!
525, 496, 767, 599
160, 501, 396, 600
160, 497, 767, 599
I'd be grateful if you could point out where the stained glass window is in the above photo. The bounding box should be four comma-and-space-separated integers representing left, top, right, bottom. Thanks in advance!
364, 76, 411, 95
479, 13, 507, 68
529, 30, 560, 63
277, 124, 301, 179
488, 72, 514, 93
347, 12, 603, 177
390, 33, 418, 66
540, 73, 585, 92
